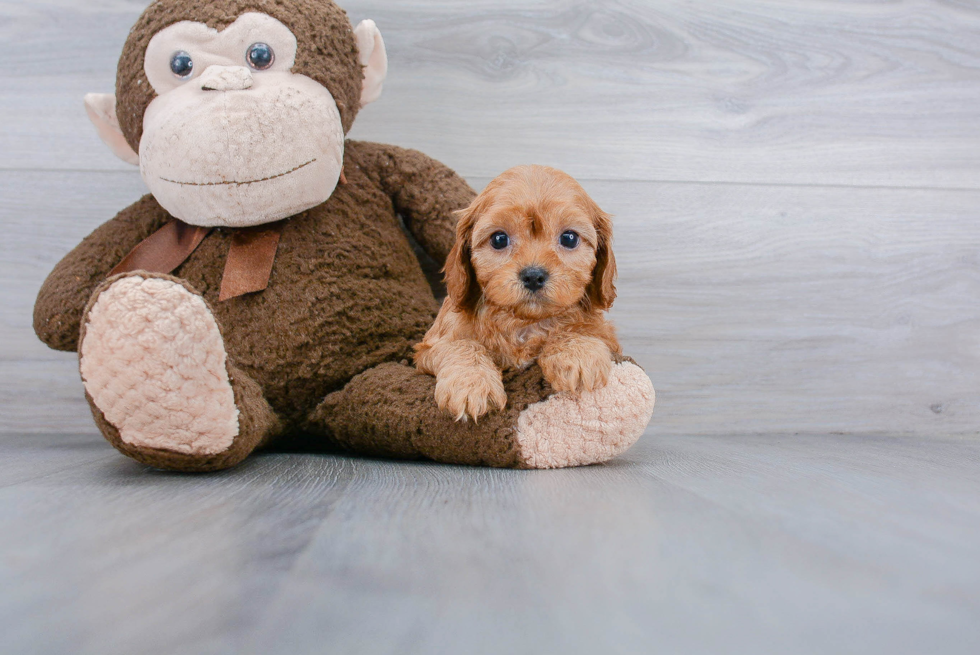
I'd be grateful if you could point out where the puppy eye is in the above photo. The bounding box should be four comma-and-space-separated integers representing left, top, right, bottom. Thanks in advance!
170, 51, 194, 79
490, 232, 510, 250
247, 43, 275, 70
559, 230, 580, 249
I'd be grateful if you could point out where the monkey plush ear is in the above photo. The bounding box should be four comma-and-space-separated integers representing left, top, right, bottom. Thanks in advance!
84, 93, 140, 166
353, 20, 388, 107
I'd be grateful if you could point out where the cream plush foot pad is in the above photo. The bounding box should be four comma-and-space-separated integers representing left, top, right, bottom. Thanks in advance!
515, 361, 655, 469
80, 276, 240, 455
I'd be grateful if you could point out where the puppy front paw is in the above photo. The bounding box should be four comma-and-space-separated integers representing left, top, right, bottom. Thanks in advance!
434, 365, 507, 422
540, 340, 613, 394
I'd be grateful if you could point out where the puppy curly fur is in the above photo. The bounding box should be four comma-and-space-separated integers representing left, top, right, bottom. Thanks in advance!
415, 165, 621, 421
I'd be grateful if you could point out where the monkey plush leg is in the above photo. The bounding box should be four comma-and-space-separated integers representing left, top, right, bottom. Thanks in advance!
79, 272, 281, 472
309, 357, 655, 469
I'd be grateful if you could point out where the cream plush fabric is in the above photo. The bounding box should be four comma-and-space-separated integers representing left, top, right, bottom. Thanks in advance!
516, 361, 655, 469
80, 276, 240, 455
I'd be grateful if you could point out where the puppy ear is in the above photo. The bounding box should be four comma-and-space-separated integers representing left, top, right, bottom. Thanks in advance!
585, 199, 617, 310
444, 202, 482, 313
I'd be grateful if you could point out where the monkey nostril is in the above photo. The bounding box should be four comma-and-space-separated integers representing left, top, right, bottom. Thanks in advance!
199, 66, 254, 92
520, 266, 549, 292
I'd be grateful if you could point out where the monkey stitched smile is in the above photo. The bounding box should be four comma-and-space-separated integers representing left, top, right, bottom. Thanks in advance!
159, 157, 318, 187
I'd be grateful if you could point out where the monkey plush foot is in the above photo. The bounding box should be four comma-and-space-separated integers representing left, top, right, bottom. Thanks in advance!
310, 356, 654, 469
80, 272, 279, 471
512, 359, 655, 468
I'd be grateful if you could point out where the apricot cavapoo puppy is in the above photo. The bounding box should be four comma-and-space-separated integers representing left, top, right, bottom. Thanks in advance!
415, 165, 621, 421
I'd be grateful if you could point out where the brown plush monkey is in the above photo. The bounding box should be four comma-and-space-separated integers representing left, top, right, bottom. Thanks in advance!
33, 0, 655, 472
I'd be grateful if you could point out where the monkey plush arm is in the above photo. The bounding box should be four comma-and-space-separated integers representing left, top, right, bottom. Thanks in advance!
346, 140, 476, 265
34, 195, 172, 352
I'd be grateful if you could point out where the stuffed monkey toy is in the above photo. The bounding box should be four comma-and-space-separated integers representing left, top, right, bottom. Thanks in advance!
33, 0, 655, 472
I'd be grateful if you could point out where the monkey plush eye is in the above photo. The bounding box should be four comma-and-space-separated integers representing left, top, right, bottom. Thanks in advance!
490, 232, 510, 250
170, 51, 194, 78
246, 43, 275, 70
559, 231, 580, 249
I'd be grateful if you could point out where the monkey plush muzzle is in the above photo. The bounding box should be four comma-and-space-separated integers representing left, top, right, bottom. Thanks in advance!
141, 68, 345, 227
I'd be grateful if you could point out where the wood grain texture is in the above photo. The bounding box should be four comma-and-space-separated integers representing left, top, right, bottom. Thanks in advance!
2, 0, 980, 187
602, 180, 980, 436
1, 431, 978, 654
350, 0, 980, 188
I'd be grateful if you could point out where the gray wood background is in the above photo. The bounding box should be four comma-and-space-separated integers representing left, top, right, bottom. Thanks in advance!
1, 1, 978, 654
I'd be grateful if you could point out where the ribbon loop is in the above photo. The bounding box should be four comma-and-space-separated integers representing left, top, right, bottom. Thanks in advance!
110, 219, 211, 278
109, 218, 285, 302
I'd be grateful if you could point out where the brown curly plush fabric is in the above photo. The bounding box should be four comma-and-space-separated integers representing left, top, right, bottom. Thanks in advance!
311, 362, 545, 467
35, 142, 473, 430
311, 353, 639, 468
116, 0, 365, 150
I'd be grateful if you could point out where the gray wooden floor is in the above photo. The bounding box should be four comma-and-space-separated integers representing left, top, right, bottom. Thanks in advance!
1, 1, 979, 653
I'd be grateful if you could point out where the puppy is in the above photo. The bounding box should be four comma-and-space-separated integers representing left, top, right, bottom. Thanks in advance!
414, 165, 621, 421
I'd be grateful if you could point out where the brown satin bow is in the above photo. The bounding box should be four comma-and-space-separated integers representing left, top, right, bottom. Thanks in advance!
110, 218, 286, 301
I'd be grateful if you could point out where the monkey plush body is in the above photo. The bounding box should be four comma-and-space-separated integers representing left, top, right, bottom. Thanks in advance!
33, 0, 655, 472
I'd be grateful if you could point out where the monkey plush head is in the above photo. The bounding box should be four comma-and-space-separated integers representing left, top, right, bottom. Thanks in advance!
84, 0, 388, 228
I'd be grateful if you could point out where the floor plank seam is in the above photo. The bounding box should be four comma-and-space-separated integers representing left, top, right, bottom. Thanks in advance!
4, 167, 980, 193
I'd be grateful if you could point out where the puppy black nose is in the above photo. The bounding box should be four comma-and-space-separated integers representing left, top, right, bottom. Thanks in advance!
520, 266, 549, 292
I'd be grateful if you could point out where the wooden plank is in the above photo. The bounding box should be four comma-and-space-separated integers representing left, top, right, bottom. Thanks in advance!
0, 1, 138, 173
4, 171, 978, 437
249, 434, 980, 655
349, 0, 980, 188
0, 432, 361, 655
2, 432, 978, 654
2, 1, 980, 187
601, 180, 980, 437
